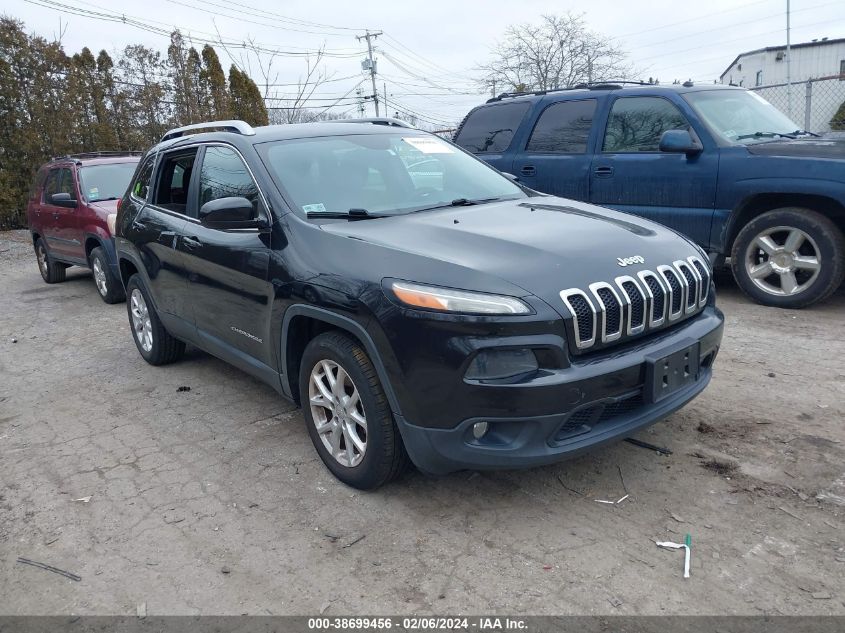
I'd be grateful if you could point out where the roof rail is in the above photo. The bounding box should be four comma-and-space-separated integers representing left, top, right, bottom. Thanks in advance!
51, 150, 143, 161
487, 80, 652, 102
331, 117, 415, 129
160, 120, 256, 143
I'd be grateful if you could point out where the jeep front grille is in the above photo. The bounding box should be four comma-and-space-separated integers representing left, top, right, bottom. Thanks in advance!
559, 256, 710, 352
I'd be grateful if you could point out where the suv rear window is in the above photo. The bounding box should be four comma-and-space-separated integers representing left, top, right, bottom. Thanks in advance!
454, 102, 530, 153
130, 155, 156, 201
526, 99, 597, 153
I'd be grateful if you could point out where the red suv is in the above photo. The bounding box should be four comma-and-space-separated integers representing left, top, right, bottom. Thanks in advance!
27, 152, 140, 303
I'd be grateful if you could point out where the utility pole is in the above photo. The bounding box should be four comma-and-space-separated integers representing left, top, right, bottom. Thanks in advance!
383, 80, 388, 116
786, 0, 793, 119
356, 30, 382, 116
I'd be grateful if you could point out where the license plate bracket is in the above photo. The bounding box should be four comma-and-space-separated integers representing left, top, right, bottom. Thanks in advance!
644, 339, 700, 404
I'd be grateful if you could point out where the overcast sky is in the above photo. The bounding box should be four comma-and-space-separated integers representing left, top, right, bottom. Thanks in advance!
8, 0, 845, 128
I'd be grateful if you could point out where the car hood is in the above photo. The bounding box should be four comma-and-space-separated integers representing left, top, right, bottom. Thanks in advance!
319, 197, 703, 304
88, 199, 119, 213
746, 136, 845, 159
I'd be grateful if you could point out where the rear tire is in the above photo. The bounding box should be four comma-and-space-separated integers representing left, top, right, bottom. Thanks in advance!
90, 246, 125, 304
731, 207, 845, 308
299, 331, 409, 490
34, 238, 67, 284
125, 274, 185, 365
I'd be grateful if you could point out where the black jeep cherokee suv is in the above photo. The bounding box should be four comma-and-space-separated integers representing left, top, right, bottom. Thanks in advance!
116, 118, 724, 489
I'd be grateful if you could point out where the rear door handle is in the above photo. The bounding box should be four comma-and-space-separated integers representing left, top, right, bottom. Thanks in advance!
520, 165, 537, 177
182, 236, 202, 249
593, 166, 614, 177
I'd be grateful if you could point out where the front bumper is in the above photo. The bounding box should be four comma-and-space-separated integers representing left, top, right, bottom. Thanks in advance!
391, 307, 723, 475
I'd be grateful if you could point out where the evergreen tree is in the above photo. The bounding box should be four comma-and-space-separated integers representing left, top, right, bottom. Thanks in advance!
228, 65, 269, 126
200, 45, 228, 120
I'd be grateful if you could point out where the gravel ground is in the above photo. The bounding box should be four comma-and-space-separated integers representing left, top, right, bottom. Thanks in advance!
1, 228, 844, 616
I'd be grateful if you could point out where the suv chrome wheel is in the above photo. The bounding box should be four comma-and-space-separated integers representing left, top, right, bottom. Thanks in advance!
130, 288, 153, 352
93, 257, 108, 297
309, 359, 367, 467
744, 225, 821, 297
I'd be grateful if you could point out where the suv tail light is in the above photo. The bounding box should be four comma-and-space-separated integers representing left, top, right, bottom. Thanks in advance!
116, 198, 122, 212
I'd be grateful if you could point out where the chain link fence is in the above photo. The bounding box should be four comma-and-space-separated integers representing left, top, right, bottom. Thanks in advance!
750, 74, 845, 133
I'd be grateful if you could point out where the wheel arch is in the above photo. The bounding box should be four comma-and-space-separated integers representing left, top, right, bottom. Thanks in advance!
725, 193, 845, 252
83, 233, 107, 263
280, 305, 403, 417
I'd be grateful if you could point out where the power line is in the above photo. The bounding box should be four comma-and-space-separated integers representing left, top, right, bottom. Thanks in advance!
22, 0, 363, 57
164, 0, 353, 38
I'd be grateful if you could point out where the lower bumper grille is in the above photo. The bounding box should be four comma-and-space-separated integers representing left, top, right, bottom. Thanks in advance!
553, 390, 645, 443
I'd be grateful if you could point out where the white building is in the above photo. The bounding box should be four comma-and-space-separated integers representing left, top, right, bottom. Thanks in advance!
720, 37, 845, 87
720, 38, 845, 133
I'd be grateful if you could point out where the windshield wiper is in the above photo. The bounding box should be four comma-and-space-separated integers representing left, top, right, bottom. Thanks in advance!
792, 129, 820, 137
412, 196, 506, 213
306, 208, 387, 220
735, 131, 797, 141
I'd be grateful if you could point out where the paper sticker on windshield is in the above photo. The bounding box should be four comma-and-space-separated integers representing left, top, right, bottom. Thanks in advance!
402, 137, 454, 154
89, 187, 99, 200
302, 203, 326, 213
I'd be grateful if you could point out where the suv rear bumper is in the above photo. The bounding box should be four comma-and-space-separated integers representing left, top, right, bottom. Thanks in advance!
392, 309, 723, 475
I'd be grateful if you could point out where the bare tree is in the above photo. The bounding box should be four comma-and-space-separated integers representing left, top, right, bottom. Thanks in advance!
477, 13, 632, 93
267, 48, 331, 124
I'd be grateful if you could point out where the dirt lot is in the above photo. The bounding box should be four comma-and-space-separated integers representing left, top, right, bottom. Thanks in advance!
1, 228, 844, 616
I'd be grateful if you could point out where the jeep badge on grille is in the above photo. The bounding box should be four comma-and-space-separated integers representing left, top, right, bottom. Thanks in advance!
617, 255, 645, 267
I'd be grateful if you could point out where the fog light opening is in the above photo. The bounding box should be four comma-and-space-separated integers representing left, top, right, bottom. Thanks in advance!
472, 421, 489, 440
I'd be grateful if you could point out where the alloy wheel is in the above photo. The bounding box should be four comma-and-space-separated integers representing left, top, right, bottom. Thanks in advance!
93, 257, 108, 297
308, 359, 367, 467
130, 288, 153, 352
36, 244, 47, 278
744, 225, 821, 297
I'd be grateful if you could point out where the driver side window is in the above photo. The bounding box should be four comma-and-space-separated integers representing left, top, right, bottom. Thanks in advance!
198, 146, 261, 218
603, 97, 690, 153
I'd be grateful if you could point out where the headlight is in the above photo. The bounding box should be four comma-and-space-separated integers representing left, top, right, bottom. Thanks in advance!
107, 213, 117, 235
390, 281, 531, 315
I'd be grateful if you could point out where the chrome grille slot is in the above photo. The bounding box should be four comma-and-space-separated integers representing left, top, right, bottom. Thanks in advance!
590, 282, 623, 343
616, 276, 646, 335
658, 265, 685, 320
675, 260, 698, 314
559, 289, 597, 349
639, 271, 666, 327
689, 256, 710, 306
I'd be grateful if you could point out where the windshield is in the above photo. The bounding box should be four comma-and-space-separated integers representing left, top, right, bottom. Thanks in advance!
683, 90, 801, 144
256, 133, 525, 216
79, 162, 139, 201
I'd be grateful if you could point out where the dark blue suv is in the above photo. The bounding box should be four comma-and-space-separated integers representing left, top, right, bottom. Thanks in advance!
454, 83, 845, 308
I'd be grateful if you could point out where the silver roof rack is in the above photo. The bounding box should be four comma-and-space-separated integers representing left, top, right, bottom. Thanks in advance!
331, 117, 415, 129
161, 120, 256, 142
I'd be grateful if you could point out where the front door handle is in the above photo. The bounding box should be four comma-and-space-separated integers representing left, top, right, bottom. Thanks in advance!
52, 213, 60, 220
182, 236, 202, 249
593, 166, 614, 178
520, 165, 537, 177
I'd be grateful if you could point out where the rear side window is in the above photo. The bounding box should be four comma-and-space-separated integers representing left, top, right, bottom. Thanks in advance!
29, 168, 48, 201
454, 102, 530, 153
603, 97, 689, 153
130, 155, 155, 201
153, 150, 197, 214
526, 99, 597, 153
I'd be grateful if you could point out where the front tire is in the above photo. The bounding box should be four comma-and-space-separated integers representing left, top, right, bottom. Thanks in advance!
34, 238, 67, 284
299, 331, 409, 490
125, 274, 185, 365
731, 208, 845, 308
90, 246, 125, 304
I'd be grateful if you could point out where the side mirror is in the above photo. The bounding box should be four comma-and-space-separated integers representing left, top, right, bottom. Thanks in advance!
199, 196, 260, 228
659, 129, 703, 155
51, 192, 77, 208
